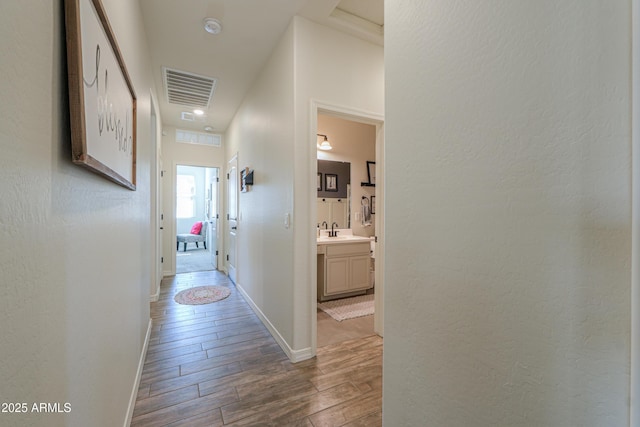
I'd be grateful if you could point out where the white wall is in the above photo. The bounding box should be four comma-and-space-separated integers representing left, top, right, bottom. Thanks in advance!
0, 0, 156, 425
317, 114, 376, 238
384, 1, 631, 425
292, 16, 384, 351
225, 22, 296, 348
161, 126, 225, 275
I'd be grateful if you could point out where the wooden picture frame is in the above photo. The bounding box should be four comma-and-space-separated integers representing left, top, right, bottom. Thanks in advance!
240, 167, 253, 192
65, 0, 137, 190
325, 174, 338, 192
366, 161, 376, 185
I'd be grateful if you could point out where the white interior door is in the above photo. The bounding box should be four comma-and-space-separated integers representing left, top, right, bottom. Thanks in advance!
208, 169, 218, 269
227, 156, 238, 283
151, 100, 163, 298
157, 158, 164, 281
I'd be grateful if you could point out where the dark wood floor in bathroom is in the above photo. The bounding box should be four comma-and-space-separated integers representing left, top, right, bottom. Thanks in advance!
132, 270, 382, 426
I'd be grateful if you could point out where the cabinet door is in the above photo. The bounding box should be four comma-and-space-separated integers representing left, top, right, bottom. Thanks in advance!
326, 257, 349, 294
349, 255, 371, 291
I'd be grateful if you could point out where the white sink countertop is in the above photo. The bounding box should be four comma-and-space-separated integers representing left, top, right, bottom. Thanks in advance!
317, 229, 371, 245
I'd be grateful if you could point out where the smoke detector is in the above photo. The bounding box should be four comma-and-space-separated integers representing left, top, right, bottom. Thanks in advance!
203, 18, 222, 35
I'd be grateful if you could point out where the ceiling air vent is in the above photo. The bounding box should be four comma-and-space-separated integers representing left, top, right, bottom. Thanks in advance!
163, 67, 217, 108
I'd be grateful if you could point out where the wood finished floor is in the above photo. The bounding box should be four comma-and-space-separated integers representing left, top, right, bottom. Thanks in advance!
132, 270, 382, 426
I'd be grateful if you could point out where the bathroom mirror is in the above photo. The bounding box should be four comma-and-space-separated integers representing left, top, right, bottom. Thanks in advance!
317, 160, 350, 229
317, 185, 351, 229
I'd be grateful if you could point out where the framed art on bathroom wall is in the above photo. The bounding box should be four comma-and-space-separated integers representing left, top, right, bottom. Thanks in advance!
325, 174, 338, 192
367, 161, 376, 185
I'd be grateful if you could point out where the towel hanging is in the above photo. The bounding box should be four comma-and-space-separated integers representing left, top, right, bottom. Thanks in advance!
361, 197, 372, 226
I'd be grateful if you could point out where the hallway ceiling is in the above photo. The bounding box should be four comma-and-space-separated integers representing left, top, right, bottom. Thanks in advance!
139, 0, 383, 134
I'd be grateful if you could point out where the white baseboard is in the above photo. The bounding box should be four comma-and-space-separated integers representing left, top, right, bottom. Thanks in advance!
235, 283, 313, 363
124, 318, 152, 427
150, 284, 160, 302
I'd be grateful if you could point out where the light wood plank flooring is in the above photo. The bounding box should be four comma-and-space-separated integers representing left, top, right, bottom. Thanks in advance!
132, 270, 382, 426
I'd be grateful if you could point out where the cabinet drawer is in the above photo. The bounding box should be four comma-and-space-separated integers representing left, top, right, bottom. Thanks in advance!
326, 242, 369, 257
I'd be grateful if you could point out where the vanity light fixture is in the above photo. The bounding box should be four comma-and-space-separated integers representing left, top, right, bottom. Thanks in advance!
193, 109, 204, 116
317, 134, 332, 151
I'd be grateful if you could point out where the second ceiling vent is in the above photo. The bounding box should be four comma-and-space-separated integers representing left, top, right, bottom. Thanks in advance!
163, 67, 217, 108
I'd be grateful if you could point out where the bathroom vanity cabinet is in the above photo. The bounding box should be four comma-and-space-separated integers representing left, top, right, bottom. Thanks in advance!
317, 240, 371, 301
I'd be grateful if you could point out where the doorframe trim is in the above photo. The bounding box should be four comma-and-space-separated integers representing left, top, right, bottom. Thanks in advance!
150, 91, 161, 302
171, 163, 221, 276
226, 153, 239, 283
631, 0, 639, 423
309, 99, 384, 357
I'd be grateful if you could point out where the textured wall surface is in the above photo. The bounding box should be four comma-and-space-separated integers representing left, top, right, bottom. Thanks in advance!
0, 0, 155, 425
225, 22, 297, 346
384, 1, 631, 425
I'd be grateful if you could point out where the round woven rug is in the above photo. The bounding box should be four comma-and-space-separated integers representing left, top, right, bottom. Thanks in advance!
174, 285, 231, 305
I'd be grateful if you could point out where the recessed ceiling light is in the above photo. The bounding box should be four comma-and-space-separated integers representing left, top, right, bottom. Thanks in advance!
193, 109, 204, 116
203, 18, 222, 35
204, 126, 214, 132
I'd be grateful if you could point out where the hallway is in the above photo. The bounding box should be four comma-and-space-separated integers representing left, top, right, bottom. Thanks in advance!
132, 271, 382, 426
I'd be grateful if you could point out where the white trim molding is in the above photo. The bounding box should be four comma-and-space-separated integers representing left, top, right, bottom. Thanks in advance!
124, 318, 153, 427
309, 99, 385, 358
150, 294, 159, 303
631, 0, 640, 425
235, 282, 313, 363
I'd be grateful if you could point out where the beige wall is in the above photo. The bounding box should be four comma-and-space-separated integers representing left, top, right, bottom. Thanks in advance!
224, 22, 297, 352
0, 0, 157, 425
384, 1, 631, 425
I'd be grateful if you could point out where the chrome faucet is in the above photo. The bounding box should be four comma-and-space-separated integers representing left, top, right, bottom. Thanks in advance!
329, 222, 339, 237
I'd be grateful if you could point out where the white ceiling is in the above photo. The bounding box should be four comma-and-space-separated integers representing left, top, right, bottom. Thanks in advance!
139, 0, 383, 134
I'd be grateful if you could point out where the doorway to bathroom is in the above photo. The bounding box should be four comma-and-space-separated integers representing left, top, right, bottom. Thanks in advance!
311, 102, 385, 351
175, 165, 219, 274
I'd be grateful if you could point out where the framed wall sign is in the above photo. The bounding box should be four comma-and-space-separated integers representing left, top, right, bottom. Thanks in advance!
65, 0, 137, 190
